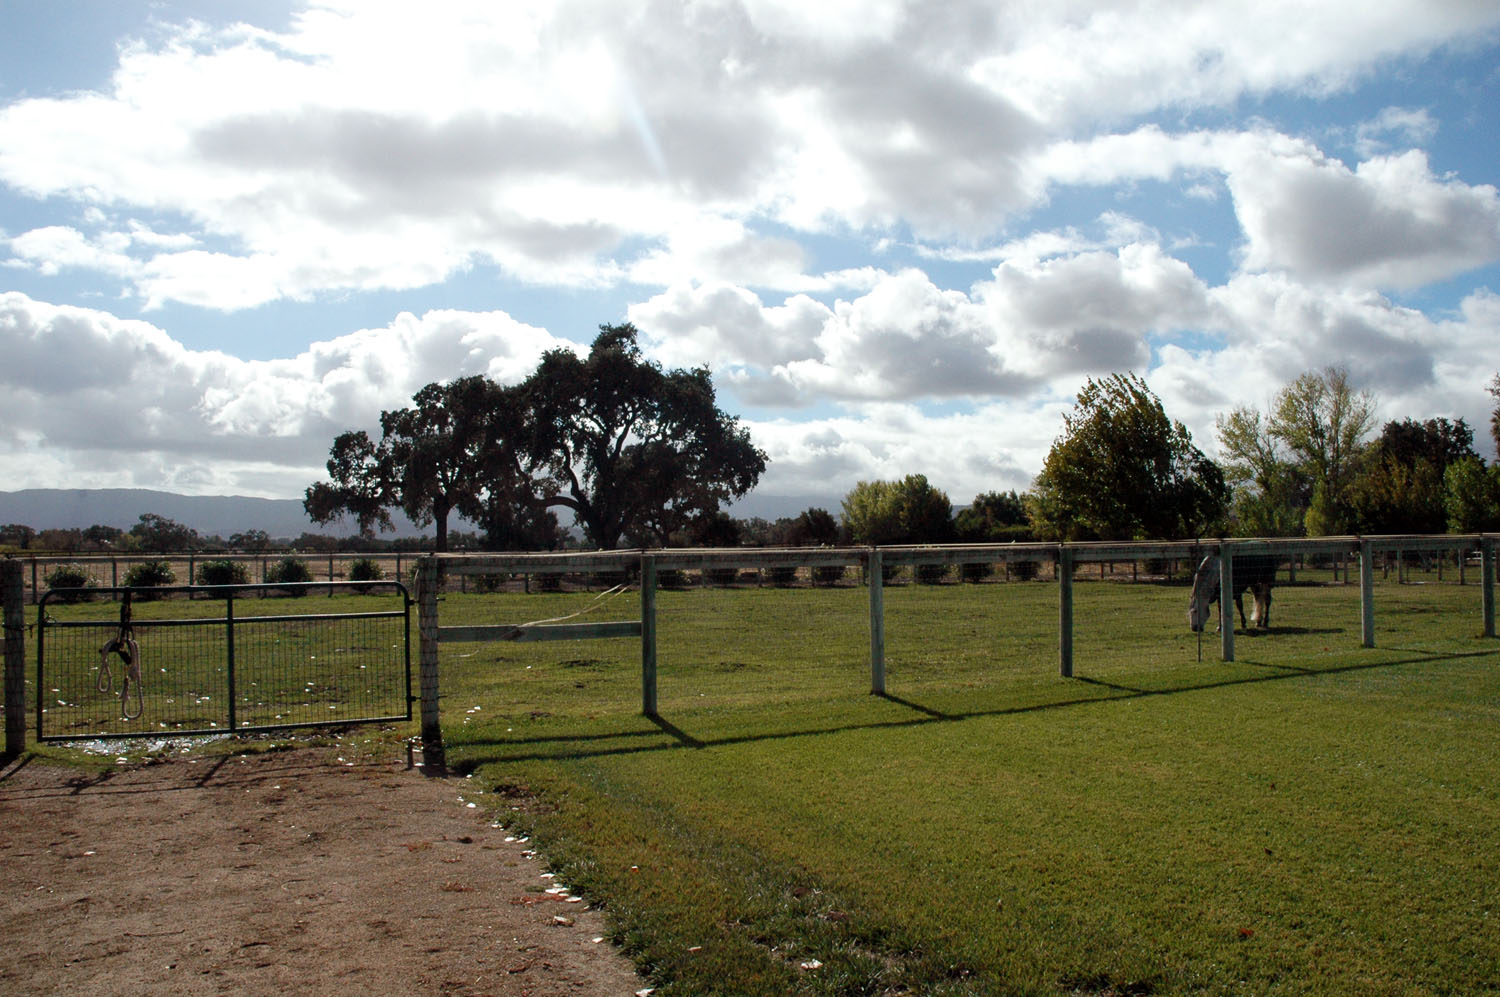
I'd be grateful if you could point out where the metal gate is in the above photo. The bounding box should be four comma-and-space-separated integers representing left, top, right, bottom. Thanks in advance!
35, 581, 411, 741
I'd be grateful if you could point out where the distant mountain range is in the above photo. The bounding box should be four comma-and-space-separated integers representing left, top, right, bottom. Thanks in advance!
0, 488, 839, 542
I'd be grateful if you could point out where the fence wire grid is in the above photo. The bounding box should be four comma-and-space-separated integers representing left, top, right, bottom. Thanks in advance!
35, 583, 411, 741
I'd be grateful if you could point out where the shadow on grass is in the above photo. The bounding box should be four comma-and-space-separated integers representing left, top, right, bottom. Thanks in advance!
448, 646, 1499, 771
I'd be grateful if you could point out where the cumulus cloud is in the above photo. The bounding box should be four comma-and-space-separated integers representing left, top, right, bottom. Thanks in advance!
1035, 127, 1500, 289
1228, 148, 1500, 289
4, 1, 1494, 309
0, 293, 573, 495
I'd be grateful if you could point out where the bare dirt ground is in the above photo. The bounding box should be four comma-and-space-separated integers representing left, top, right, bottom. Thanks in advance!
0, 744, 648, 996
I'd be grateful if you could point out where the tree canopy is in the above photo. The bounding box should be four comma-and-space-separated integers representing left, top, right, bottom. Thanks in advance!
1030, 373, 1226, 540
523, 324, 766, 548
306, 323, 763, 551
841, 475, 953, 546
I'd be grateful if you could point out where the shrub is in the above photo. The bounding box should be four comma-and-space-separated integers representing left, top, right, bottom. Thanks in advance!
196, 559, 249, 586
1010, 560, 1040, 581
656, 569, 688, 589
123, 559, 175, 598
768, 565, 800, 587
811, 565, 844, 586
45, 564, 94, 602
470, 573, 506, 594
960, 562, 994, 583
265, 556, 313, 595
348, 557, 384, 583
705, 567, 739, 587
916, 563, 950, 585
533, 573, 562, 592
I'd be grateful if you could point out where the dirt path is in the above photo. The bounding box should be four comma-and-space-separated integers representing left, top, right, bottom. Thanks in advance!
0, 745, 648, 996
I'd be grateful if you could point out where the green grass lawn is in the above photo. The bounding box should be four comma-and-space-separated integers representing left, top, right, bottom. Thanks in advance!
439, 576, 1499, 995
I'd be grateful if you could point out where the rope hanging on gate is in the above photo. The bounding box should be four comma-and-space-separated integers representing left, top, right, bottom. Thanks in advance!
518, 584, 630, 629
97, 591, 144, 720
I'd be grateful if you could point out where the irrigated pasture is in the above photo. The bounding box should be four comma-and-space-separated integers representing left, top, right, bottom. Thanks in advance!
442, 573, 1499, 996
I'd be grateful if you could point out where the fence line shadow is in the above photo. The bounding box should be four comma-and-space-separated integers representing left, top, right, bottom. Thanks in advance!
451, 647, 1498, 769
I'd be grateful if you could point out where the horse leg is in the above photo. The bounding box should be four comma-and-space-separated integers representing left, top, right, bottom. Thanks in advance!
1260, 587, 1272, 628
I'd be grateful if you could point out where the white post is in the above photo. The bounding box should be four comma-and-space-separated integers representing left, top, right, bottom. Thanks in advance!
869, 549, 886, 694
1219, 544, 1235, 663
1058, 546, 1074, 678
1360, 540, 1376, 649
1482, 539, 1495, 639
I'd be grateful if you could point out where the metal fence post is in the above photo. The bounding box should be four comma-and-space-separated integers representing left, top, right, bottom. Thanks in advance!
1219, 544, 1235, 663
416, 558, 444, 765
641, 555, 658, 716
869, 549, 886, 694
1360, 539, 1376, 648
1058, 545, 1074, 678
4, 560, 25, 756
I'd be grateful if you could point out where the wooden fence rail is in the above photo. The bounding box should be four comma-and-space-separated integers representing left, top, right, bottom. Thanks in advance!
408, 535, 1497, 764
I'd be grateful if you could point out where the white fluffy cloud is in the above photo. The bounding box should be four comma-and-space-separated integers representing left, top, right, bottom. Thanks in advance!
5, 1, 1497, 308
0, 293, 573, 495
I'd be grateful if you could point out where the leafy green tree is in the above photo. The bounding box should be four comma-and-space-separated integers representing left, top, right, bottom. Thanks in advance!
229, 529, 273, 552
0, 524, 35, 549
954, 490, 1031, 542
1030, 373, 1226, 540
1348, 418, 1478, 534
523, 324, 766, 548
306, 376, 531, 552
1444, 457, 1500, 532
129, 513, 200, 551
841, 475, 953, 545
304, 429, 394, 538
1215, 407, 1309, 535
784, 507, 841, 546
1488, 373, 1500, 459
82, 524, 124, 549
1266, 366, 1375, 535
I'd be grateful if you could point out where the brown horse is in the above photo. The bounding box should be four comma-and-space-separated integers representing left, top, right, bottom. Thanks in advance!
1187, 553, 1278, 633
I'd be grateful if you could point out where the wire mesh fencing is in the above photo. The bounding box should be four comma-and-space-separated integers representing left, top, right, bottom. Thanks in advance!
35, 582, 410, 741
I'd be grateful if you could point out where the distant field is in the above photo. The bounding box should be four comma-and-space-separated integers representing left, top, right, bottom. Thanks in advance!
438, 575, 1500, 995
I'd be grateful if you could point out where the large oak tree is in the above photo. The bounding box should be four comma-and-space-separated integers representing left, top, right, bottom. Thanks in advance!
305, 323, 765, 551
523, 324, 766, 548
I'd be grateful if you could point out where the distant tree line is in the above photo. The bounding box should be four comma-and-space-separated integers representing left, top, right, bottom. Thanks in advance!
6, 362, 1497, 559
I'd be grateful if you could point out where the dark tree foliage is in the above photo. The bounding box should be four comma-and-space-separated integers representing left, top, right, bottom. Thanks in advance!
304, 429, 394, 538
306, 376, 532, 552
306, 323, 764, 552
954, 490, 1031, 542
523, 324, 766, 548
785, 507, 840, 546
1030, 373, 1227, 541
129, 513, 201, 552
1349, 417, 1480, 534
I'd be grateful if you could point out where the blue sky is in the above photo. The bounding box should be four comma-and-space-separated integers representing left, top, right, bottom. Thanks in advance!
3, 0, 1499, 516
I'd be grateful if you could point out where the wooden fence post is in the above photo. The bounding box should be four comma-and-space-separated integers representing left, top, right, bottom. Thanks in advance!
415, 557, 444, 766
1058, 546, 1074, 678
1359, 540, 1376, 649
4, 560, 26, 756
641, 555, 658, 716
1219, 544, 1235, 663
869, 549, 886, 694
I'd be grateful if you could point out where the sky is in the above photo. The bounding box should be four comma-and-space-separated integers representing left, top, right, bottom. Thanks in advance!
3, 0, 1499, 519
